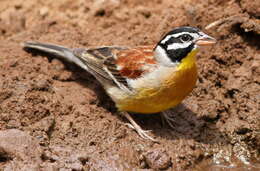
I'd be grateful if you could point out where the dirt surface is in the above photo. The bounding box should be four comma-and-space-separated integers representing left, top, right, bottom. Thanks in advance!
0, 0, 259, 170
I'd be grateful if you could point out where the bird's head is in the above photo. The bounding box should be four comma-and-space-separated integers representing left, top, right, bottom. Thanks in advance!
154, 26, 216, 66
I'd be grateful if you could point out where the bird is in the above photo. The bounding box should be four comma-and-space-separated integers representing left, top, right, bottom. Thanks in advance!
22, 26, 216, 142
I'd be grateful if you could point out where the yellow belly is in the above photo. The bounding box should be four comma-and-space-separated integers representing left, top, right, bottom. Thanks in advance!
116, 50, 198, 114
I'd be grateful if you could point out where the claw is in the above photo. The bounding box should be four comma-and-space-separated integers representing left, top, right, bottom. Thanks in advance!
124, 123, 135, 129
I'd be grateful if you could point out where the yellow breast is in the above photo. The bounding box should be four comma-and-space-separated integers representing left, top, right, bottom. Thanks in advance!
116, 49, 198, 114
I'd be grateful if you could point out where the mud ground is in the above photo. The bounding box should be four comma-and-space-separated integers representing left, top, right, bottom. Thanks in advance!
0, 0, 259, 170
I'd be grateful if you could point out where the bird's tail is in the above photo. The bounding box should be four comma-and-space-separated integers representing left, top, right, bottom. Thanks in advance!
22, 41, 88, 70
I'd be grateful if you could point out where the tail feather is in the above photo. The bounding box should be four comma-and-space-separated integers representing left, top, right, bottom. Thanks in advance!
22, 41, 73, 57
22, 41, 88, 70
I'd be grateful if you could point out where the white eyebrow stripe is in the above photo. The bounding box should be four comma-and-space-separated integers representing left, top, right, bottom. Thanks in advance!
167, 42, 191, 50
171, 32, 199, 38
161, 32, 199, 44
161, 35, 173, 44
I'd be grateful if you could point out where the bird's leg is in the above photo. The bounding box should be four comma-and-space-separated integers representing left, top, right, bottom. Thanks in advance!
161, 110, 179, 129
120, 112, 158, 142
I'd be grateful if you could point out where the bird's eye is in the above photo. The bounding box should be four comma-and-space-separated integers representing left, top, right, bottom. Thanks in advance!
180, 34, 192, 42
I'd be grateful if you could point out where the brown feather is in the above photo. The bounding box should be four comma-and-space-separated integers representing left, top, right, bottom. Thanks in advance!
73, 45, 157, 90
115, 46, 156, 79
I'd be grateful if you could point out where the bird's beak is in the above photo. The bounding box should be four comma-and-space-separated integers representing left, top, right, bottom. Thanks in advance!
196, 32, 216, 46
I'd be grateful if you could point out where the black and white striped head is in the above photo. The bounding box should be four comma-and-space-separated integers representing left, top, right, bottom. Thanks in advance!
154, 26, 216, 66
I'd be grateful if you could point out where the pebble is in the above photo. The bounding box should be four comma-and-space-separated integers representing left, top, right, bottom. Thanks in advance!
143, 148, 172, 170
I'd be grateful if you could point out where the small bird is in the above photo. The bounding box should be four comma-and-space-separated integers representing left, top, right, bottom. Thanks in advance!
23, 26, 216, 141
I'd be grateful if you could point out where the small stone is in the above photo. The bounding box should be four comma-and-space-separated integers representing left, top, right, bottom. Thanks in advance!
143, 148, 172, 170
40, 7, 49, 17
0, 129, 42, 162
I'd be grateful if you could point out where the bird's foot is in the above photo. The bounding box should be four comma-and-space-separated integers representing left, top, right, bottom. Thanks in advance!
120, 112, 158, 142
161, 111, 179, 129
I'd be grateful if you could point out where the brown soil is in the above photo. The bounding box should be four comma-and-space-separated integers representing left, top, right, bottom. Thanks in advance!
0, 0, 259, 170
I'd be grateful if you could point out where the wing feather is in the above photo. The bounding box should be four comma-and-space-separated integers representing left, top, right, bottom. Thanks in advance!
73, 46, 156, 92
73, 47, 131, 91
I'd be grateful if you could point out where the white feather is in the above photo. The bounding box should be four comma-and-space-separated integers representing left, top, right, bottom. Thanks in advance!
127, 65, 176, 90
154, 46, 178, 67
167, 41, 191, 50
161, 32, 200, 44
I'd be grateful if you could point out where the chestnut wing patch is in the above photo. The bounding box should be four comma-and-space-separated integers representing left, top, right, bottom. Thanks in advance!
104, 46, 156, 90
103, 57, 129, 89
115, 46, 156, 79
73, 46, 156, 91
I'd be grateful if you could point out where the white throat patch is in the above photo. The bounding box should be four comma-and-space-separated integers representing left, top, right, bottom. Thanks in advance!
154, 46, 178, 67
